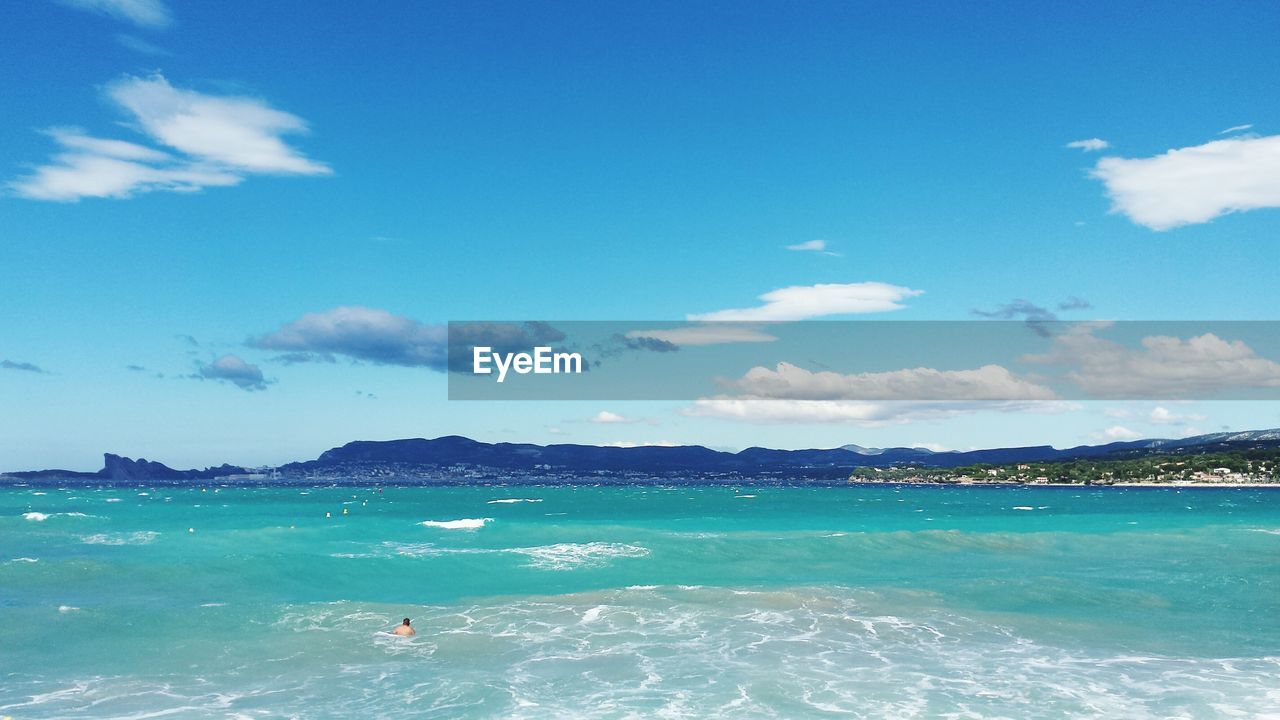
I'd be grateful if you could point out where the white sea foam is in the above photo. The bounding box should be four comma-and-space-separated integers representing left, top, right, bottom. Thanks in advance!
1012, 506, 1035, 511
9, 557, 39, 563
509, 542, 649, 570
241, 588, 1280, 719
487, 498, 543, 504
23, 511, 93, 521
81, 531, 159, 545
419, 518, 492, 530
58, 605, 80, 613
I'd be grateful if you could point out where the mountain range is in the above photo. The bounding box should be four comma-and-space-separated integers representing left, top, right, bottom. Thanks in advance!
6, 429, 1280, 482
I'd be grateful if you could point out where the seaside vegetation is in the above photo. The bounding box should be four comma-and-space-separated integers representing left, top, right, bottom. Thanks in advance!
849, 448, 1280, 485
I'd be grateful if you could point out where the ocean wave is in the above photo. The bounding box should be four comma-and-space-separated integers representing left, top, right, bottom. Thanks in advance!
23, 511, 94, 522
330, 540, 650, 571
240, 588, 1280, 719
8, 557, 39, 563
509, 542, 650, 571
420, 518, 492, 530
487, 498, 543, 504
81, 531, 159, 546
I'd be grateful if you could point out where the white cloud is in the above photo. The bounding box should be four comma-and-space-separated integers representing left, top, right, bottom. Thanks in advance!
724, 362, 1058, 401
1023, 324, 1280, 397
58, 0, 171, 28
1149, 406, 1206, 424
1067, 138, 1110, 152
683, 398, 1072, 426
1220, 124, 1253, 135
591, 411, 637, 424
1096, 425, 1144, 441
108, 75, 330, 175
115, 33, 169, 56
689, 282, 922, 322
625, 324, 777, 347
249, 306, 446, 369
784, 239, 839, 255
601, 440, 680, 448
11, 74, 329, 202
196, 354, 267, 391
1090, 134, 1280, 230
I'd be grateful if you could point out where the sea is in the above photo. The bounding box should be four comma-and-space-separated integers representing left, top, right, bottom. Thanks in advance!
3, 483, 1279, 718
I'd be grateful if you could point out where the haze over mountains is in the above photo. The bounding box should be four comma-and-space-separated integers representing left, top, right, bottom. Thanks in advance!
6, 430, 1280, 482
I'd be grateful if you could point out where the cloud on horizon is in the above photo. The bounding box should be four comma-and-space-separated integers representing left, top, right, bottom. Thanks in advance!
721, 362, 1058, 402
689, 282, 922, 322
10, 74, 330, 202
683, 398, 1073, 426
1090, 133, 1280, 230
1023, 324, 1280, 397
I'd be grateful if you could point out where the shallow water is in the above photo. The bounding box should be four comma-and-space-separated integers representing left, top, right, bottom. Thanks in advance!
3, 484, 1280, 718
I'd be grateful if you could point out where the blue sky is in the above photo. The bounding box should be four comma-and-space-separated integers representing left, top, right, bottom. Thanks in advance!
4, 0, 1280, 470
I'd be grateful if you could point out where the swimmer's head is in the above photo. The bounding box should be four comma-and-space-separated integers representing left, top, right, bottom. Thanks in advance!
402, 618, 411, 626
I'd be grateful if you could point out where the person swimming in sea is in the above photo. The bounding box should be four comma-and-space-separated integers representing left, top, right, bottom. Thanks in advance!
392, 617, 416, 636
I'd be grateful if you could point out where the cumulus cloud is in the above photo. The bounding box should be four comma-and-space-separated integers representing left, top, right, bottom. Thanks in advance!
1096, 425, 1144, 441
683, 398, 1071, 426
721, 362, 1058, 402
681, 360, 1066, 426
10, 74, 329, 202
250, 306, 448, 370
1066, 138, 1109, 152
1023, 324, 1280, 397
195, 355, 267, 391
2, 359, 48, 374
57, 0, 171, 28
625, 324, 776, 347
689, 282, 922, 322
1090, 134, 1280, 230
447, 321, 578, 372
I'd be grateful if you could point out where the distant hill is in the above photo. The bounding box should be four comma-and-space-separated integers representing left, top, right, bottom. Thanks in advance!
5, 454, 248, 482
7, 429, 1280, 482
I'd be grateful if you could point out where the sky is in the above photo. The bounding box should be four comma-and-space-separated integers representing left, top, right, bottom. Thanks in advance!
4, 0, 1280, 470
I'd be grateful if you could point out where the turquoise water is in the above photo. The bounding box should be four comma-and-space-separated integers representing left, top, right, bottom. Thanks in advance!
3, 483, 1280, 718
